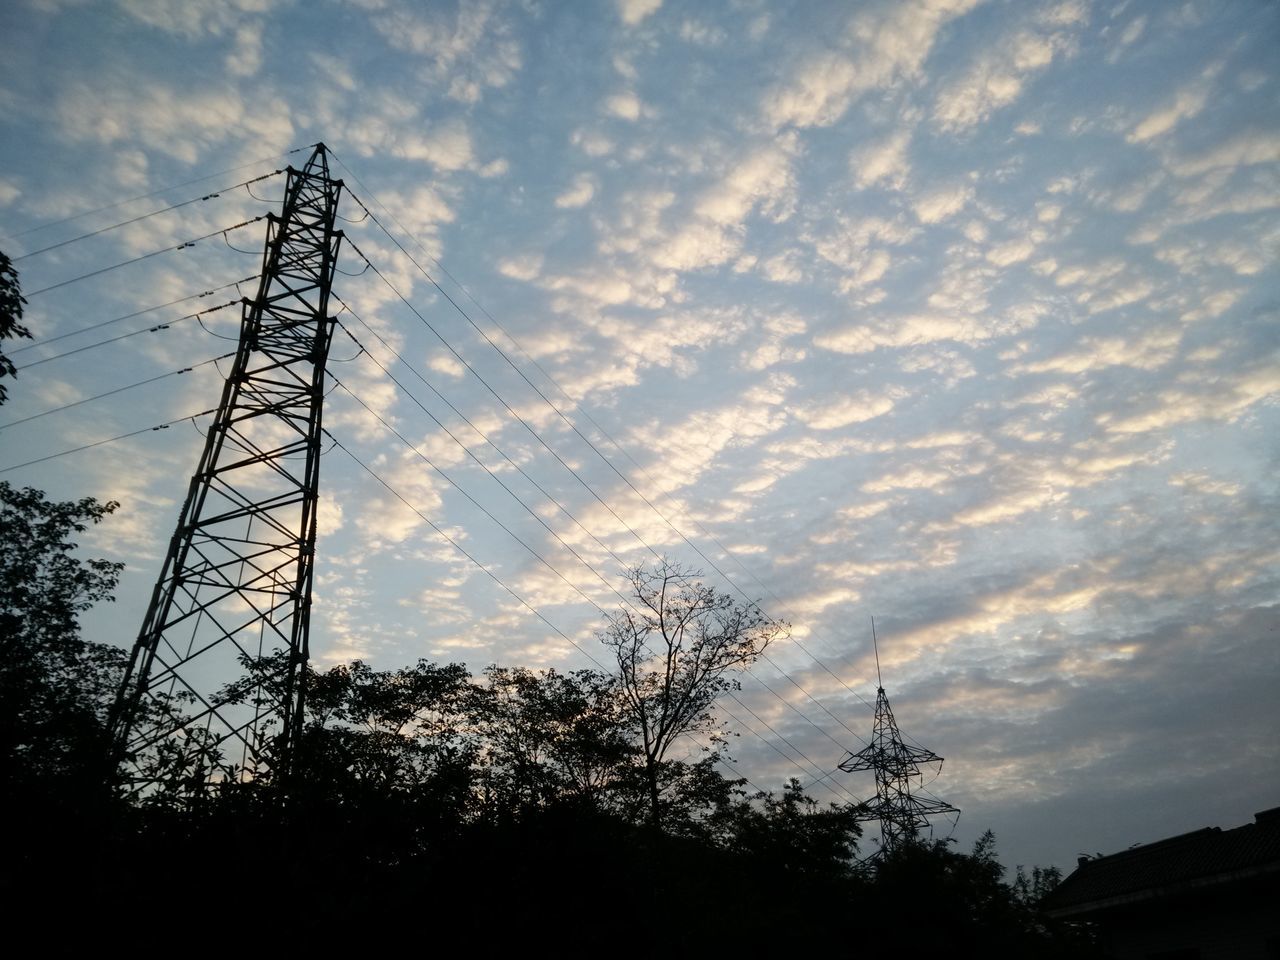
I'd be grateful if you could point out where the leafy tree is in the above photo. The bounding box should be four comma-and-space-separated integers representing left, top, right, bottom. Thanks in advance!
716, 777, 863, 880
0, 482, 126, 913
0, 481, 124, 794
0, 251, 32, 405
476, 665, 636, 815
599, 559, 788, 827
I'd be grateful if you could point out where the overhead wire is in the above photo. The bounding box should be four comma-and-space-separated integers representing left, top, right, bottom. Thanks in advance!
331, 310, 864, 793
332, 297, 637, 579
329, 371, 631, 620
343, 235, 664, 565
325, 429, 854, 803
25, 216, 265, 298
1, 144, 307, 242
332, 324, 636, 611
0, 408, 218, 475
0, 352, 233, 431
326, 431, 613, 674
11, 170, 282, 262
10, 276, 254, 355
338, 246, 872, 767
15, 299, 240, 369
331, 156, 883, 732
339, 178, 874, 749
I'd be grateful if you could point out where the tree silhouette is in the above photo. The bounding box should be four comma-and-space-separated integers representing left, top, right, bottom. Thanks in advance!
599, 560, 788, 828
0, 251, 31, 405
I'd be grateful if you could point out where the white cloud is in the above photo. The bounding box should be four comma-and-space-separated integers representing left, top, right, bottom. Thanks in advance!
913, 183, 973, 223
678, 19, 726, 45
604, 91, 644, 121
554, 173, 597, 209
761, 0, 981, 130
793, 390, 898, 430
985, 236, 1038, 266
932, 6, 1085, 133
571, 127, 615, 157
851, 129, 912, 190
224, 21, 263, 77
617, 0, 661, 26
496, 252, 541, 282
1170, 131, 1280, 177
1127, 86, 1210, 143
372, 1, 522, 104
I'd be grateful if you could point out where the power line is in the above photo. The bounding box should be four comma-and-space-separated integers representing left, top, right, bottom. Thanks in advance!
335, 159, 882, 724
335, 277, 865, 798
11, 171, 283, 262
333, 212, 868, 761
334, 321, 637, 611
25, 216, 265, 298
333, 299, 637, 576
0, 353, 233, 431
334, 302, 865, 774
343, 236, 664, 565
329, 372, 624, 621
326, 431, 613, 673
1, 145, 308, 242
0, 408, 217, 475
10, 276, 254, 355
15, 299, 240, 370
326, 432, 852, 802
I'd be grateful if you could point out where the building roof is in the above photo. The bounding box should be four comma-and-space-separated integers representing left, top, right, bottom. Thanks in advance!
1044, 806, 1280, 918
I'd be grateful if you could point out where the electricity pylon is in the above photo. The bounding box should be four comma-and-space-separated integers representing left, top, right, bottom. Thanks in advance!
839, 621, 959, 853
110, 143, 343, 794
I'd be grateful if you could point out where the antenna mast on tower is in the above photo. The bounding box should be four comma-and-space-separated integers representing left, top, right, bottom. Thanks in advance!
110, 144, 343, 794
840, 618, 959, 853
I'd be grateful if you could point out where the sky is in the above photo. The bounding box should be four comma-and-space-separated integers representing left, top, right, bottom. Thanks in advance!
1, 0, 1277, 873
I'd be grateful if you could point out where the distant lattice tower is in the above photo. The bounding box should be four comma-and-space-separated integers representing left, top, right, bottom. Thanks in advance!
109, 144, 343, 795
839, 622, 959, 853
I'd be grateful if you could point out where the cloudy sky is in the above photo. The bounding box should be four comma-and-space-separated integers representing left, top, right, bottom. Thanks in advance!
1, 0, 1277, 871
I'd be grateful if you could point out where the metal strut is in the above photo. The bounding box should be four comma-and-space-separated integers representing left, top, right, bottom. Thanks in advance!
110, 144, 343, 795
839, 628, 959, 853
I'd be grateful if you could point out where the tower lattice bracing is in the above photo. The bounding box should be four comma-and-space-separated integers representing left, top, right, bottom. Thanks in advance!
839, 683, 960, 853
110, 144, 343, 793
839, 623, 958, 853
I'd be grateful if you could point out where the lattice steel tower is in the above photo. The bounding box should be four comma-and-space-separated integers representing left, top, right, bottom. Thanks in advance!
110, 144, 343, 793
839, 622, 959, 853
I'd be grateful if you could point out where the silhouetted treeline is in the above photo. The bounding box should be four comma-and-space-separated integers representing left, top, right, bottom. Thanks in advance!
1, 480, 1094, 954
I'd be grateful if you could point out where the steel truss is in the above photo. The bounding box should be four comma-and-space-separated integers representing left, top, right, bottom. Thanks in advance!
840, 683, 960, 853
110, 144, 343, 794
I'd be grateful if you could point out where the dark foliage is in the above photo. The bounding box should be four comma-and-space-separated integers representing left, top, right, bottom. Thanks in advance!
0, 250, 32, 404
1, 512, 1092, 953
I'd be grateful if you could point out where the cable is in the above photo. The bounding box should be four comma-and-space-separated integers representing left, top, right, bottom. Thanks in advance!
725, 693, 861, 803
330, 372, 633, 618
25, 217, 265, 298
0, 352, 233, 431
1, 145, 306, 242
326, 432, 613, 673
330, 431, 851, 801
11, 171, 282, 262
0, 408, 217, 475
333, 308, 869, 770
15, 299, 239, 369
332, 153, 881, 711
10, 276, 254, 355
334, 297, 637, 579
344, 236, 663, 565
342, 239, 870, 765
338, 165, 882, 725
344, 222, 872, 749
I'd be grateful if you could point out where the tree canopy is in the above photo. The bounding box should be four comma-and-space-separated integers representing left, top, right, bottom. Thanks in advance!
0, 250, 31, 405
